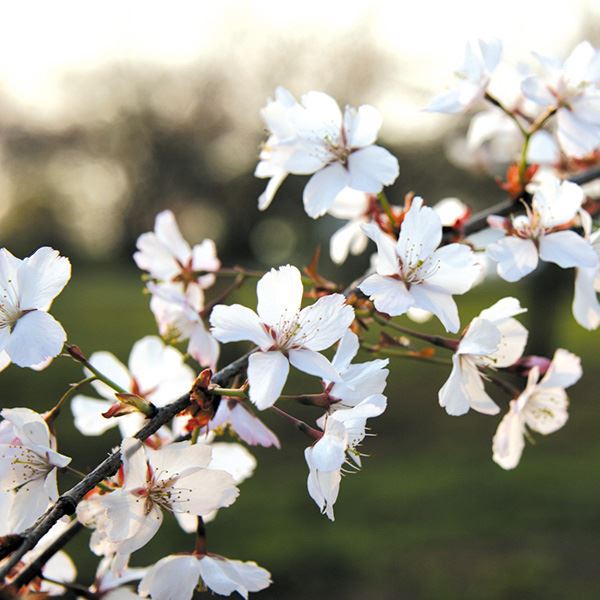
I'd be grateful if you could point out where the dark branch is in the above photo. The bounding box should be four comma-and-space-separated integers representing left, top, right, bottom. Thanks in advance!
0, 352, 251, 585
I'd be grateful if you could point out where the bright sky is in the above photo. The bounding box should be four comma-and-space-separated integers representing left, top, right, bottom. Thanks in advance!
0, 0, 596, 127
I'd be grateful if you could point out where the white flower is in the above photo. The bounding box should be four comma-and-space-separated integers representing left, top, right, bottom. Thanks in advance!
572, 229, 600, 330
492, 349, 582, 469
326, 330, 389, 407
0, 408, 71, 531
71, 336, 195, 438
439, 298, 528, 416
0, 247, 70, 371
521, 41, 600, 157
426, 38, 502, 113
305, 395, 386, 520
487, 176, 598, 281
205, 399, 280, 448
210, 265, 354, 410
148, 282, 219, 368
256, 87, 399, 218
98, 438, 238, 555
134, 210, 220, 290
174, 441, 258, 532
139, 553, 271, 600
328, 189, 372, 264
89, 555, 147, 598
359, 197, 481, 333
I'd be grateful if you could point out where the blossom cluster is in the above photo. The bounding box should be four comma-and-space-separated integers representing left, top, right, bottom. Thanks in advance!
0, 37, 597, 600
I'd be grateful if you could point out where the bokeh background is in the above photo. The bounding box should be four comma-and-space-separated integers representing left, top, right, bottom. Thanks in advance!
2, 1, 600, 598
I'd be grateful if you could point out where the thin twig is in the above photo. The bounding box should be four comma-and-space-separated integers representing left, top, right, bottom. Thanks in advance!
0, 352, 252, 585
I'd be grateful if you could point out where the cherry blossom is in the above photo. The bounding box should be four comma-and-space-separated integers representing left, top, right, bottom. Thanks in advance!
426, 38, 502, 113
572, 229, 600, 330
438, 298, 528, 416
97, 438, 238, 555
148, 281, 219, 368
174, 440, 258, 532
71, 336, 195, 438
521, 41, 600, 157
210, 264, 354, 409
0, 247, 70, 371
203, 399, 280, 448
134, 209, 220, 290
492, 349, 582, 469
487, 177, 598, 281
256, 87, 399, 218
359, 197, 481, 333
325, 330, 389, 407
0, 407, 71, 531
139, 552, 271, 600
305, 394, 386, 520
328, 189, 372, 264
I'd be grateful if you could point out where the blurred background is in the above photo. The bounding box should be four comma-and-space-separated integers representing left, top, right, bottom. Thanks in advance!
1, 1, 600, 598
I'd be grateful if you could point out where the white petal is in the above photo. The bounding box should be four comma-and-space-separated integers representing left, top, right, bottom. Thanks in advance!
209, 304, 272, 350
426, 243, 480, 294
539, 231, 599, 269
303, 163, 349, 218
169, 468, 238, 515
533, 179, 584, 229
523, 388, 569, 435
540, 349, 582, 390
397, 197, 442, 267
247, 351, 289, 410
212, 402, 280, 448
458, 318, 501, 357
329, 219, 367, 265
347, 146, 399, 192
17, 247, 71, 311
439, 355, 499, 416
9, 478, 52, 531
288, 348, 341, 381
492, 407, 525, 470
294, 293, 354, 351
139, 555, 202, 600
361, 222, 400, 276
572, 265, 600, 330
199, 555, 271, 598
120, 438, 148, 491
478, 297, 527, 323
358, 274, 413, 317
332, 330, 359, 373
147, 440, 212, 480
409, 284, 460, 333
5, 311, 66, 368
71, 396, 116, 436
487, 237, 539, 282
256, 264, 303, 328
134, 233, 179, 280
305, 447, 341, 521
557, 107, 600, 157
187, 322, 220, 369
520, 75, 555, 106
257, 169, 288, 211
208, 442, 257, 484
343, 104, 382, 147
153, 210, 192, 265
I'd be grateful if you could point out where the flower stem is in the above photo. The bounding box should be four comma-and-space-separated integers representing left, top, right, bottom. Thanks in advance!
270, 405, 322, 441
210, 387, 248, 399
363, 343, 452, 366
45, 376, 97, 426
376, 191, 398, 229
485, 92, 527, 136
371, 312, 457, 350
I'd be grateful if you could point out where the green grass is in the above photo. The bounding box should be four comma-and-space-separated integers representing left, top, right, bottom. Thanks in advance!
3, 265, 599, 599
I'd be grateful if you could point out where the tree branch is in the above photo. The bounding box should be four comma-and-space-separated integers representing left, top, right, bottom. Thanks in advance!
0, 352, 251, 585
